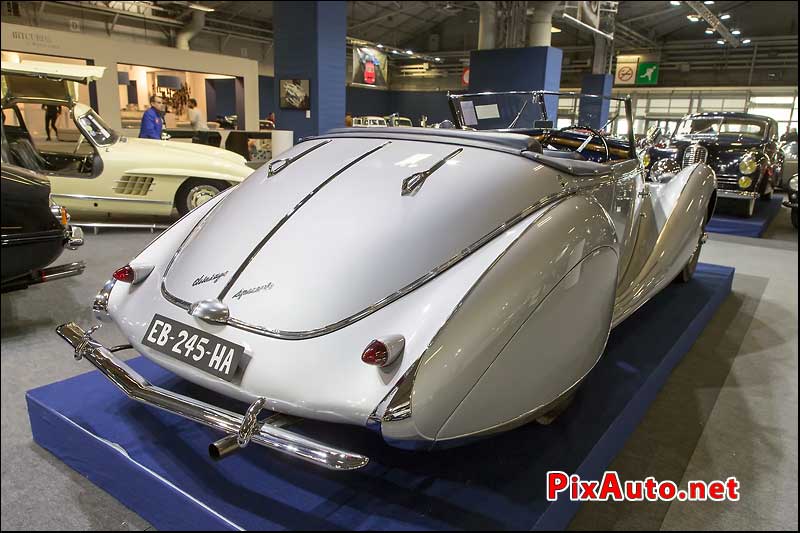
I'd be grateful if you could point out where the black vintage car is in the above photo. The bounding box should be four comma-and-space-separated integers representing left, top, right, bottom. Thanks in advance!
1, 154, 85, 293
645, 112, 782, 217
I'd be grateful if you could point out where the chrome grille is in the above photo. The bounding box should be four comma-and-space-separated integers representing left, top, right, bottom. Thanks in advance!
114, 176, 154, 196
682, 144, 708, 168
714, 175, 740, 188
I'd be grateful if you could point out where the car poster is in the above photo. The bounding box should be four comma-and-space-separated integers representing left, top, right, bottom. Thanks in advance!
352, 46, 388, 88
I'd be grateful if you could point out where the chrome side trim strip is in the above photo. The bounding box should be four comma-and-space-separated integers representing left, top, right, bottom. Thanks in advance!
223, 189, 573, 340
216, 140, 392, 300
56, 322, 369, 471
50, 194, 173, 205
267, 139, 331, 176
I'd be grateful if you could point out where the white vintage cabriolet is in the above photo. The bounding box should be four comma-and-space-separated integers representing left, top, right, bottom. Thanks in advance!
1, 61, 252, 217
58, 91, 717, 471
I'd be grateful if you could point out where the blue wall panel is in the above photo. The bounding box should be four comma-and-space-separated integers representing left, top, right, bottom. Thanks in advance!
274, 1, 346, 142
210, 79, 236, 118
579, 74, 613, 130
258, 76, 275, 119
345, 87, 391, 117
468, 47, 562, 120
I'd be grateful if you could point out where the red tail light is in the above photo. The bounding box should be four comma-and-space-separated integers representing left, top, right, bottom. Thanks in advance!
113, 265, 135, 283
361, 335, 405, 367
362, 340, 388, 366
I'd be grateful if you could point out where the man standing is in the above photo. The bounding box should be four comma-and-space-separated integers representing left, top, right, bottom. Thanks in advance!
186, 98, 207, 131
139, 95, 164, 139
42, 104, 60, 141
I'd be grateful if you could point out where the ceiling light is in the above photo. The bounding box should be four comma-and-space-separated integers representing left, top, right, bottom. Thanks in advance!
670, 1, 681, 5
687, 15, 700, 22
405, 50, 414, 55
716, 39, 725, 44
720, 13, 731, 20
742, 38, 751, 44
731, 29, 741, 35
551, 26, 561, 33
377, 43, 384, 48
434, 57, 442, 62
705, 28, 714, 34
704, 1, 714, 4
392, 50, 400, 54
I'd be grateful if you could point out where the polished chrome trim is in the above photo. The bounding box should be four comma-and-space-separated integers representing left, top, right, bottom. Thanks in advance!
93, 278, 116, 321
401, 148, 462, 196
223, 189, 573, 340
189, 299, 230, 324
37, 261, 86, 283
50, 193, 173, 205
67, 226, 84, 249
1, 229, 66, 247
267, 139, 331, 177
717, 190, 758, 199
216, 140, 392, 300
72, 221, 171, 231
56, 322, 369, 471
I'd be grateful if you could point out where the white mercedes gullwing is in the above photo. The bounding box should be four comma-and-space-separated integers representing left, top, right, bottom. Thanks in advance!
1, 61, 252, 217
58, 91, 717, 471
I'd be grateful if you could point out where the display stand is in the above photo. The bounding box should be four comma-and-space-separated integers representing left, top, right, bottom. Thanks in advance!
27, 264, 735, 531
707, 196, 783, 237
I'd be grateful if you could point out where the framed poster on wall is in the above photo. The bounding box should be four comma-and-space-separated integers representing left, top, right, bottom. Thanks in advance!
279, 79, 310, 110
352, 46, 388, 88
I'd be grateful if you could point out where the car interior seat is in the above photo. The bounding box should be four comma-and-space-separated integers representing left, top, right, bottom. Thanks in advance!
8, 138, 52, 172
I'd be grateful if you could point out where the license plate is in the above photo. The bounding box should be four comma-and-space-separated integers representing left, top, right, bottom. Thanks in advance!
142, 314, 244, 382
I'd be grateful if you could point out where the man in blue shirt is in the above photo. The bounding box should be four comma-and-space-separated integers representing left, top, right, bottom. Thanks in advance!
139, 95, 164, 139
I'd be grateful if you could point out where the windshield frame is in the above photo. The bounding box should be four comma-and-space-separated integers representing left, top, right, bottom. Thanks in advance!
73, 107, 119, 147
448, 90, 636, 159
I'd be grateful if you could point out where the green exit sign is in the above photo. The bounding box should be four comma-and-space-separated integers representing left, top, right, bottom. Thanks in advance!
637, 62, 659, 85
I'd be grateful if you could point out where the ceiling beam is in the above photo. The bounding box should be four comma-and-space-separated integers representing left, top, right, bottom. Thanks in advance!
685, 0, 740, 47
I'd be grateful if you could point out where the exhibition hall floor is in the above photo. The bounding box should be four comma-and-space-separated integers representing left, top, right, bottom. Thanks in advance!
1, 200, 797, 531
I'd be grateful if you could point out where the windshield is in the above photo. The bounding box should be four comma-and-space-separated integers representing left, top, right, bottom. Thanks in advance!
675, 117, 767, 140
76, 108, 118, 147
449, 91, 634, 160
450, 91, 632, 137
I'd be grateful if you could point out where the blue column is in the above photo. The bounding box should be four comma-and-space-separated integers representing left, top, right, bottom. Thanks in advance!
468, 47, 562, 122
579, 74, 613, 130
273, 1, 346, 143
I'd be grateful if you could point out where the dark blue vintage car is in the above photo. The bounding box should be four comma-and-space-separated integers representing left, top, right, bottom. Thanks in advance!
645, 112, 783, 217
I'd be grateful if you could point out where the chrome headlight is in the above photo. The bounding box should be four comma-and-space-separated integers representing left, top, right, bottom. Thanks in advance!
739, 153, 758, 175
738, 176, 753, 189
790, 175, 798, 194
641, 151, 651, 168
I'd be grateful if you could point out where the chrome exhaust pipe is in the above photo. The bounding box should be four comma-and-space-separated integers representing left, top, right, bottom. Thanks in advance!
37, 261, 86, 283
209, 434, 240, 460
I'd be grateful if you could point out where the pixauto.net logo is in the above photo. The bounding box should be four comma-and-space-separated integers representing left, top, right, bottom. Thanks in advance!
547, 471, 740, 502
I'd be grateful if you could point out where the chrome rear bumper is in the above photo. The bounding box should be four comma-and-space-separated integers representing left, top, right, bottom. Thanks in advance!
56, 322, 369, 471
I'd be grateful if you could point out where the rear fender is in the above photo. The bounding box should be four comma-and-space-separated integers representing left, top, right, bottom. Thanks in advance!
381, 194, 619, 444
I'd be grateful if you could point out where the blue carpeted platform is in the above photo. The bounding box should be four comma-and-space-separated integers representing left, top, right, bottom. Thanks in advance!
27, 264, 734, 531
707, 196, 782, 238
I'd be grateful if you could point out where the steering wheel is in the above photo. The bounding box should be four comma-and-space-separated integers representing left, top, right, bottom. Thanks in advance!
541, 125, 611, 162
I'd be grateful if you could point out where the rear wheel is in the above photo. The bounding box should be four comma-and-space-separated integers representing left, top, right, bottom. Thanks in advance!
175, 179, 227, 216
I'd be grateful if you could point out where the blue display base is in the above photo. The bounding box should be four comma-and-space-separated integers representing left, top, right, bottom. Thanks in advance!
27, 264, 734, 531
707, 196, 782, 238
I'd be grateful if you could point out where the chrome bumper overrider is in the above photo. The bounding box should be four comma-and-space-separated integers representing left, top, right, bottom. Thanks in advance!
56, 322, 370, 471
